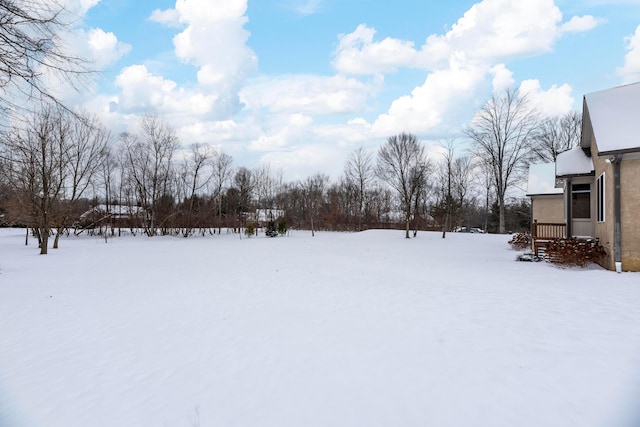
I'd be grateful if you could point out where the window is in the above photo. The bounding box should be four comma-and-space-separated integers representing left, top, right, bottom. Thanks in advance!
596, 173, 605, 222
571, 183, 590, 219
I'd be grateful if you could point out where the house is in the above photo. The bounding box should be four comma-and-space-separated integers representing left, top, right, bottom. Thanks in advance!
526, 162, 564, 225
254, 209, 285, 227
555, 82, 640, 272
78, 204, 147, 228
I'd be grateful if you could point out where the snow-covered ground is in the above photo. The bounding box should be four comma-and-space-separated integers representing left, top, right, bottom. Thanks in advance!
1, 228, 639, 427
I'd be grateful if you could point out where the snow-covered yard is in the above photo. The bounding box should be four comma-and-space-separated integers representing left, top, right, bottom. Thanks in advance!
1, 228, 639, 427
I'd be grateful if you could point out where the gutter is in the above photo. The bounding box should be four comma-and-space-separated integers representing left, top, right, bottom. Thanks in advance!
598, 147, 640, 157
612, 154, 623, 273
565, 178, 572, 238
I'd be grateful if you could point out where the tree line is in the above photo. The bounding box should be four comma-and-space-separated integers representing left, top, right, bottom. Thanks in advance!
0, 92, 581, 253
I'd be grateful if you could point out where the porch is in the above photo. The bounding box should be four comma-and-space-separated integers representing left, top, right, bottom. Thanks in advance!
532, 220, 566, 256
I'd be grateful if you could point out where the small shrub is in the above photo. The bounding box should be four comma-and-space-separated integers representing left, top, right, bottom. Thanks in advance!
265, 220, 278, 237
277, 217, 288, 236
544, 238, 606, 267
508, 231, 531, 250
244, 222, 256, 237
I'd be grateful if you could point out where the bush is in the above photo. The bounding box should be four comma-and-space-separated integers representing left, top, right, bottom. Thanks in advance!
508, 231, 531, 250
544, 238, 606, 267
277, 217, 288, 236
244, 222, 256, 237
265, 220, 278, 237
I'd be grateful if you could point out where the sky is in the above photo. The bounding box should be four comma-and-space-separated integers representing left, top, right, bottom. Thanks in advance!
48, 0, 640, 180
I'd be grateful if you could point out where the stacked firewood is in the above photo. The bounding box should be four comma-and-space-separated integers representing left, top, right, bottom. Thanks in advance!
544, 238, 607, 267
508, 231, 532, 250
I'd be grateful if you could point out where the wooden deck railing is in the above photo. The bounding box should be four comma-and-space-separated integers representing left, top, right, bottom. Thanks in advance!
532, 220, 566, 256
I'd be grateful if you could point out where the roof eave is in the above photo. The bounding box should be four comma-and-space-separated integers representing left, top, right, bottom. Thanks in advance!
597, 147, 640, 157
556, 172, 595, 179
580, 97, 594, 150
526, 192, 563, 197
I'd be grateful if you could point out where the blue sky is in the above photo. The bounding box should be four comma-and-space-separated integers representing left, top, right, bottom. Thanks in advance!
58, 0, 640, 180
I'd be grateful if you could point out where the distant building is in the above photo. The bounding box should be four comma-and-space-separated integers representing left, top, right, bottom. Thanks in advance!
79, 204, 147, 228
254, 209, 285, 226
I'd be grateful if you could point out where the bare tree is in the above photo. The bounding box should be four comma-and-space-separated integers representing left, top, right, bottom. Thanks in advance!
253, 163, 282, 210
1, 106, 60, 253
531, 111, 582, 162
344, 147, 375, 231
411, 161, 431, 238
301, 173, 329, 236
376, 133, 429, 238
52, 112, 109, 247
0, 0, 91, 115
93, 142, 118, 237
477, 162, 494, 233
452, 155, 475, 229
120, 114, 179, 236
179, 143, 215, 237
0, 103, 105, 253
464, 88, 540, 233
212, 152, 233, 234
439, 144, 455, 238
233, 167, 254, 234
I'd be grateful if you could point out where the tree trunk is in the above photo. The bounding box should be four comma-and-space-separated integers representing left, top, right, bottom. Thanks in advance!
311, 214, 315, 237
39, 227, 49, 255
405, 211, 410, 239
484, 189, 489, 233
499, 196, 506, 234
53, 231, 61, 249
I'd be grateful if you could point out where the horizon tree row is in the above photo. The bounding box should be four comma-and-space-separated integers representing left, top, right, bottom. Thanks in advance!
1, 92, 581, 254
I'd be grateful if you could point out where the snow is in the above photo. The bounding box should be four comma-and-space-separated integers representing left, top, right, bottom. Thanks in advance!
584, 82, 640, 154
556, 146, 594, 177
1, 229, 640, 427
526, 163, 563, 196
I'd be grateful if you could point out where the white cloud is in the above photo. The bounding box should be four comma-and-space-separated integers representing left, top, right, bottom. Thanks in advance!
560, 15, 603, 33
333, 24, 425, 75
249, 114, 313, 152
518, 80, 574, 117
79, 0, 101, 13
288, 0, 323, 15
152, 0, 257, 117
113, 64, 223, 117
35, 25, 130, 108
240, 74, 377, 115
434, 0, 563, 61
334, 0, 601, 79
364, 0, 591, 138
149, 8, 182, 28
491, 64, 515, 92
86, 28, 132, 67
371, 53, 487, 137
177, 120, 242, 146
114, 65, 177, 112
259, 144, 344, 181
616, 25, 640, 83
57, 0, 101, 16
245, 113, 376, 180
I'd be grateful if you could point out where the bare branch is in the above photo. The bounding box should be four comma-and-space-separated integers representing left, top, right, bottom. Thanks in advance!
0, 0, 92, 117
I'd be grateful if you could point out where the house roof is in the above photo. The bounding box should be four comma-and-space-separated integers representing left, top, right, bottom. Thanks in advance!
526, 162, 563, 196
556, 146, 594, 177
80, 204, 144, 219
582, 82, 640, 155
